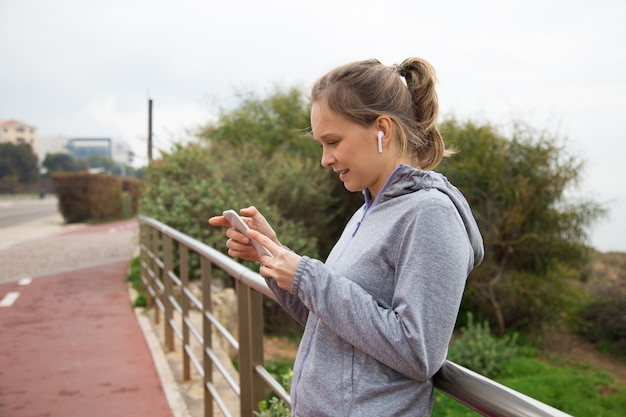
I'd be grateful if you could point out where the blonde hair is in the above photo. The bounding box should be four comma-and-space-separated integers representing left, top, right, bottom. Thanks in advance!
309, 57, 451, 170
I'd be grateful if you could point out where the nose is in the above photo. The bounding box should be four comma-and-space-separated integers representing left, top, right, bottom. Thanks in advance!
320, 147, 334, 167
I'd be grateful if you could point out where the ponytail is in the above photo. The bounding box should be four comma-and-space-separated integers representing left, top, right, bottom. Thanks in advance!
396, 58, 450, 170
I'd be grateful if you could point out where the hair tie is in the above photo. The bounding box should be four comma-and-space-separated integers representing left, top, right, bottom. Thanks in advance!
392, 64, 408, 87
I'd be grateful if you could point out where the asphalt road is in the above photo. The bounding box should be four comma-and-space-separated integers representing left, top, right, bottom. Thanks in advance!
0, 196, 59, 228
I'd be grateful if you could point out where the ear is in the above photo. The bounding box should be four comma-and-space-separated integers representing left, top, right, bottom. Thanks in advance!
375, 116, 394, 147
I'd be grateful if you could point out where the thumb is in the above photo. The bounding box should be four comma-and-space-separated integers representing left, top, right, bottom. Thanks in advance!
240, 206, 260, 218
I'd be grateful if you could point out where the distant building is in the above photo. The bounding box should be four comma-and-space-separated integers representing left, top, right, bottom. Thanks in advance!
0, 119, 40, 158
66, 138, 112, 160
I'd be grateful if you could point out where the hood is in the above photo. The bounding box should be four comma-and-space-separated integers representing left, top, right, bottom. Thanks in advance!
364, 164, 484, 267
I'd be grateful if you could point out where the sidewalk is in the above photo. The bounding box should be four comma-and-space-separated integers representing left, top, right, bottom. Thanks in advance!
0, 216, 190, 417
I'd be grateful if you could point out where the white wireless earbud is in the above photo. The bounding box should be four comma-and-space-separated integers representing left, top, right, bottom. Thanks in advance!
377, 131, 384, 154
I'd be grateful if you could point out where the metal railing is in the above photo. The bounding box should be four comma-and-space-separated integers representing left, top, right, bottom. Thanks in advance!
137, 215, 572, 417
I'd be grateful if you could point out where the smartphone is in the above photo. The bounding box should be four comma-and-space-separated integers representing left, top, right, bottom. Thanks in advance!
222, 210, 272, 257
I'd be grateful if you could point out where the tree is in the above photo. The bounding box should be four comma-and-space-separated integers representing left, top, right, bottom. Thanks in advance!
438, 119, 606, 335
197, 86, 318, 157
42, 152, 87, 173
196, 86, 362, 257
0, 142, 39, 185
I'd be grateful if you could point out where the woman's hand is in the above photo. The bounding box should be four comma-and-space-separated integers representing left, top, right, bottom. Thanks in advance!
208, 206, 280, 262
248, 229, 302, 292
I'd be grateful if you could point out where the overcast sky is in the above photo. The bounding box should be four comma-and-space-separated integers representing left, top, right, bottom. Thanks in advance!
1, 0, 625, 252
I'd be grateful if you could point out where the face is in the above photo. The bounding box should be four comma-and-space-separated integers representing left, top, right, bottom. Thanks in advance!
310, 101, 387, 198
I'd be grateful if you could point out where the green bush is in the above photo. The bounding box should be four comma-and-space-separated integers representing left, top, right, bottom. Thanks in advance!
139, 141, 327, 275
122, 177, 143, 215
254, 360, 293, 417
447, 312, 518, 378
254, 397, 291, 417
126, 257, 146, 307
578, 291, 626, 357
53, 172, 123, 223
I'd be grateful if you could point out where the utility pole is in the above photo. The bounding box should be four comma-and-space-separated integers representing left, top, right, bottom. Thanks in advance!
148, 98, 153, 162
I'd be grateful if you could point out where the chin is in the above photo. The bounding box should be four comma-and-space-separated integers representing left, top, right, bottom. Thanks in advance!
343, 183, 364, 193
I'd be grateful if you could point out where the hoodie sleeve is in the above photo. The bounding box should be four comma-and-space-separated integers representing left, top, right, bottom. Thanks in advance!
265, 277, 309, 327
291, 202, 473, 381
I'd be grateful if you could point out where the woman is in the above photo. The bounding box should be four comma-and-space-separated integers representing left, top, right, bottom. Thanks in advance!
209, 57, 484, 416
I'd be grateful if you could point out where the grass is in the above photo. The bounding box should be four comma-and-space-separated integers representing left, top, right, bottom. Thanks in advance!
259, 343, 626, 416
433, 355, 626, 416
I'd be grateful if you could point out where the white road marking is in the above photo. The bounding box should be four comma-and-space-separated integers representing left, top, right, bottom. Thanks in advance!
0, 292, 20, 307
18, 277, 32, 286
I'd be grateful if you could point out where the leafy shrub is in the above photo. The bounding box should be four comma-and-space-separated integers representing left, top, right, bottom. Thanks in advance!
139, 142, 323, 267
448, 312, 518, 378
255, 360, 293, 417
126, 256, 146, 307
122, 177, 143, 215
254, 397, 291, 417
578, 291, 626, 357
53, 172, 122, 223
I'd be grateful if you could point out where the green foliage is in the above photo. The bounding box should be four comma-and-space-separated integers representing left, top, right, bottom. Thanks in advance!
254, 397, 291, 417
143, 86, 607, 340
53, 172, 123, 223
0, 142, 39, 189
196, 86, 362, 258
140, 87, 343, 268
122, 177, 143, 216
434, 355, 626, 416
448, 312, 518, 378
499, 357, 626, 416
126, 257, 147, 307
42, 152, 88, 173
438, 118, 606, 335
578, 292, 626, 357
142, 142, 317, 247
255, 360, 293, 417
198, 86, 316, 157
577, 251, 626, 357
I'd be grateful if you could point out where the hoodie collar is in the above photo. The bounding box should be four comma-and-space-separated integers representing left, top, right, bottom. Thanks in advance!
363, 164, 484, 267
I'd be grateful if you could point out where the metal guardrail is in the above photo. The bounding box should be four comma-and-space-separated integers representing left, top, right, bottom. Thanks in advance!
137, 215, 572, 417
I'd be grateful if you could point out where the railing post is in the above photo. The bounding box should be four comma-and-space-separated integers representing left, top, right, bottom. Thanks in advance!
237, 281, 265, 416
201, 256, 214, 417
151, 227, 161, 325
163, 234, 174, 352
180, 245, 190, 381
139, 223, 153, 309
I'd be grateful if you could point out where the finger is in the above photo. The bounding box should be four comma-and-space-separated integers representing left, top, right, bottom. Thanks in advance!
246, 229, 278, 253
241, 206, 268, 227
258, 262, 274, 279
226, 227, 250, 244
208, 215, 231, 227
240, 206, 259, 218
226, 236, 251, 253
226, 238, 260, 262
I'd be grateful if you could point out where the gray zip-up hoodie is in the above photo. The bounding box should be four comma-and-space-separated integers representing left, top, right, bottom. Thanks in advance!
266, 164, 484, 416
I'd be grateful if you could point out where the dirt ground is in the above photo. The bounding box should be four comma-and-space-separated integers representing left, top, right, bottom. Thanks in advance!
264, 336, 299, 362
543, 329, 626, 387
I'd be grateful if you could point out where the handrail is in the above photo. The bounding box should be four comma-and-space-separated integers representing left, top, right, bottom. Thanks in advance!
137, 215, 572, 417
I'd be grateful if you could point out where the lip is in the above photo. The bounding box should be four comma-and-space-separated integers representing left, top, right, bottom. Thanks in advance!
336, 169, 349, 181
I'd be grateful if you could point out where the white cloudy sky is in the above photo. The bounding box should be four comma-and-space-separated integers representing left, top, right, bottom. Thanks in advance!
1, 0, 625, 252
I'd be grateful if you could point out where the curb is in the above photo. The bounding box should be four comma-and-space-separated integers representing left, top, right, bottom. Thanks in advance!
129, 284, 193, 417
134, 307, 193, 417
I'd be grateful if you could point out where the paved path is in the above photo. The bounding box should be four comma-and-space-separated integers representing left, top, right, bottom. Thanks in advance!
0, 216, 187, 417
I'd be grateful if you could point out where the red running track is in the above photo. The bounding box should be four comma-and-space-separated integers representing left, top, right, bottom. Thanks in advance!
0, 261, 174, 417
